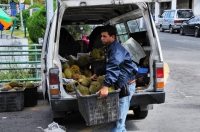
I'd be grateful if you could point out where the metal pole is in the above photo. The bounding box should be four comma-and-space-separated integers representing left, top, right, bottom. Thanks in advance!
19, 0, 24, 31
30, 0, 33, 5
46, 0, 54, 25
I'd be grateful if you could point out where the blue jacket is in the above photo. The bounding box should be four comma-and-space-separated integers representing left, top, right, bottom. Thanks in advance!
96, 40, 138, 88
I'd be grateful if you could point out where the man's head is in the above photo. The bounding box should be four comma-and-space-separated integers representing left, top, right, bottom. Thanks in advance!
101, 25, 117, 45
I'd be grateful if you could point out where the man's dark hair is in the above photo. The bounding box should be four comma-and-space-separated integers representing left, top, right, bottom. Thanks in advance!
101, 25, 117, 36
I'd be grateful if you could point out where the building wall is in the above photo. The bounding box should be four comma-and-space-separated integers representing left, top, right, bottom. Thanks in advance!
155, 0, 199, 24
193, 0, 200, 15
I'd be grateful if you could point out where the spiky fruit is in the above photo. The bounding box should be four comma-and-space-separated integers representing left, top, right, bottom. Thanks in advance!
80, 77, 92, 87
62, 73, 66, 78
25, 82, 35, 88
64, 68, 72, 79
97, 76, 105, 85
108, 86, 115, 92
77, 55, 91, 67
84, 69, 92, 77
77, 84, 90, 96
72, 73, 81, 81
89, 81, 102, 94
62, 63, 70, 71
65, 82, 75, 92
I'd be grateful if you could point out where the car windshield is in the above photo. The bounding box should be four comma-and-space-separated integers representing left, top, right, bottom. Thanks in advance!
177, 10, 193, 18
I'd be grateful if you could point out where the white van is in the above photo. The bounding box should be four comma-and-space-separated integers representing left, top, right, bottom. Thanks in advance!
41, 0, 168, 121
158, 9, 194, 33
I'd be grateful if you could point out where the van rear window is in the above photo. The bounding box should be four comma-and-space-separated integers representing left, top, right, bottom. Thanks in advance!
177, 10, 193, 18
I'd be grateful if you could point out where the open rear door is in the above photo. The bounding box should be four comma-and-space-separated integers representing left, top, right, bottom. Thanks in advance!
41, 22, 52, 99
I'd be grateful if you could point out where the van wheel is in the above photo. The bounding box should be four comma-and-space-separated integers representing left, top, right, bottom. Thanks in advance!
133, 106, 148, 119
180, 28, 185, 35
169, 26, 173, 34
194, 28, 200, 37
159, 25, 164, 32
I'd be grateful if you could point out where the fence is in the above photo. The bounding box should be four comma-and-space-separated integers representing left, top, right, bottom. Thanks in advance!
0, 44, 42, 83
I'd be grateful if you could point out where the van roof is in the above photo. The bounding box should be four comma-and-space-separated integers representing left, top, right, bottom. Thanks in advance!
61, 4, 141, 25
58, 0, 172, 7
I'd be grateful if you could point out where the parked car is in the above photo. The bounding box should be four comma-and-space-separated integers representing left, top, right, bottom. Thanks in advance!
158, 9, 194, 33
42, 0, 165, 122
180, 15, 200, 37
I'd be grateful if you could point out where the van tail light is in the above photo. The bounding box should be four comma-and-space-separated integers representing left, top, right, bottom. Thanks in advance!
49, 68, 60, 98
155, 62, 164, 91
174, 20, 182, 24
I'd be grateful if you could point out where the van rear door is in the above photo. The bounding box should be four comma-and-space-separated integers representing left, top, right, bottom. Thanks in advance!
41, 21, 52, 99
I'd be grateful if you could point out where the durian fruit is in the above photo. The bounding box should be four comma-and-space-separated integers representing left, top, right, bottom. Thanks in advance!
77, 84, 90, 96
26, 82, 35, 88
62, 63, 70, 71
80, 77, 92, 87
8, 81, 19, 88
78, 75, 86, 83
64, 68, 72, 79
97, 76, 105, 85
100, 55, 105, 60
62, 73, 66, 78
65, 55, 74, 67
72, 73, 81, 81
89, 81, 102, 94
108, 85, 115, 92
65, 82, 75, 92
4, 84, 12, 89
9, 89, 16, 92
91, 49, 100, 59
70, 65, 81, 75
71, 65, 80, 72
99, 50, 104, 56
84, 69, 92, 77
77, 55, 91, 67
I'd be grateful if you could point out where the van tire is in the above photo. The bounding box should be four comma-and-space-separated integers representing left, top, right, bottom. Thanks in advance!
169, 26, 173, 34
159, 25, 164, 32
133, 106, 148, 119
194, 28, 200, 37
180, 28, 185, 35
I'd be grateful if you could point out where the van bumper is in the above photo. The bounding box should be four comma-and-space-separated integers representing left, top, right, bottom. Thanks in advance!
50, 98, 78, 111
130, 92, 165, 106
172, 25, 181, 30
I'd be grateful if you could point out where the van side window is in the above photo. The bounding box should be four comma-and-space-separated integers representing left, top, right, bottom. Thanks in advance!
169, 11, 175, 18
127, 18, 147, 33
127, 17, 148, 46
161, 12, 166, 18
136, 18, 147, 31
165, 11, 170, 18
115, 23, 128, 44
127, 20, 138, 33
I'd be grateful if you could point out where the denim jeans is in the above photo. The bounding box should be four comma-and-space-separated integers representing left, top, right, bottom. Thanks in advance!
110, 82, 136, 132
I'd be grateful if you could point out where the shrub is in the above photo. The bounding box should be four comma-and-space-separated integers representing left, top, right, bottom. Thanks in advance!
27, 6, 46, 43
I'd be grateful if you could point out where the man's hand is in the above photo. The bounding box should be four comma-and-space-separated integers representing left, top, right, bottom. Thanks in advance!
96, 86, 108, 98
90, 74, 97, 80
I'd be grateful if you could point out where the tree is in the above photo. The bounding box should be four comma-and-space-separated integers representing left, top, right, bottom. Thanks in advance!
27, 6, 46, 43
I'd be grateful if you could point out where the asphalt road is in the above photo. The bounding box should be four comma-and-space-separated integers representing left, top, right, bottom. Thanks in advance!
0, 31, 200, 132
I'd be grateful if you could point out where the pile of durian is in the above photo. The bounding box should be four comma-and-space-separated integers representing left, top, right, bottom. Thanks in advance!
65, 75, 115, 96
62, 54, 115, 96
0, 81, 35, 92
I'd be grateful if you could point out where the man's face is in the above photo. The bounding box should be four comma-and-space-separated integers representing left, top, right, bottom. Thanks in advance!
101, 32, 115, 45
